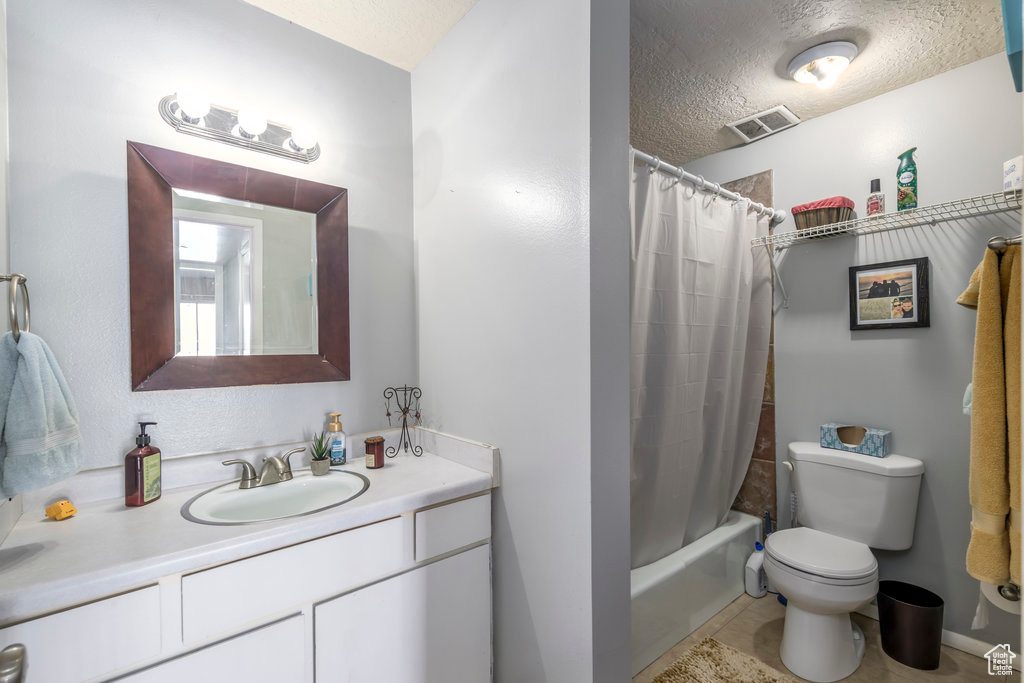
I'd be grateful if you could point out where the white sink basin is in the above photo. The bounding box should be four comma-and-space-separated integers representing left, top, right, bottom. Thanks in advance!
181, 469, 370, 525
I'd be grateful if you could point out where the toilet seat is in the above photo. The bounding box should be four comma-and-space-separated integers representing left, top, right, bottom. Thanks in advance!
765, 528, 876, 582
765, 553, 876, 588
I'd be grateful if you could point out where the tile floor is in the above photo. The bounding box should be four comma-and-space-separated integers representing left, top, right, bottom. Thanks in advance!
634, 594, 1004, 682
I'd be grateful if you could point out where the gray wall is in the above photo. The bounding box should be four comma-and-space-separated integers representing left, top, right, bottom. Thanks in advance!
412, 0, 630, 678
687, 54, 1021, 643
0, 0, 7, 311
7, 0, 414, 468
0, 0, 17, 540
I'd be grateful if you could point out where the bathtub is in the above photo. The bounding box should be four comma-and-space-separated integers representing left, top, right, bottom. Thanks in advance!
631, 510, 761, 675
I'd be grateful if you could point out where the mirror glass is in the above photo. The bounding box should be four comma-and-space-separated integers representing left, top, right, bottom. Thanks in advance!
172, 189, 318, 356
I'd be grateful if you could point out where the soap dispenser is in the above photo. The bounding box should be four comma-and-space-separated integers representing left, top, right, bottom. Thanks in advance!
328, 413, 347, 466
125, 422, 161, 507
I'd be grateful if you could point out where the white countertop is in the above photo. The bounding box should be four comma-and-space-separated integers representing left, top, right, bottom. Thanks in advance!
0, 451, 493, 626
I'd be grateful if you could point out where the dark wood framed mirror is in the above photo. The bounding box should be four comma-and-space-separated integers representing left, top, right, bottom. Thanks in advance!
127, 141, 349, 390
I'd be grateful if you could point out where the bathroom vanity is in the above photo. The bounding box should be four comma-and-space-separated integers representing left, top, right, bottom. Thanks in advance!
0, 429, 497, 682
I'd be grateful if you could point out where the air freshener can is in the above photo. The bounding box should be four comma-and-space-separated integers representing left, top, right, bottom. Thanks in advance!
896, 147, 918, 211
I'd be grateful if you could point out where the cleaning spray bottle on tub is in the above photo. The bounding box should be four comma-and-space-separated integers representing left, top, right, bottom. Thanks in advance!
896, 147, 918, 211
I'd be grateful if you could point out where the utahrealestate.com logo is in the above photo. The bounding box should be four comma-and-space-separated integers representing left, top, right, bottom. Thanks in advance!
984, 644, 1017, 676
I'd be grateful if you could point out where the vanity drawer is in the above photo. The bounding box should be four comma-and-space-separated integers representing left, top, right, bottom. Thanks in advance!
415, 493, 491, 562
0, 585, 160, 682
181, 517, 405, 643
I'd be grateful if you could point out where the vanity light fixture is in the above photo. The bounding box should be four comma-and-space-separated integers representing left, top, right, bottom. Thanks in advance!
788, 41, 858, 90
159, 92, 320, 163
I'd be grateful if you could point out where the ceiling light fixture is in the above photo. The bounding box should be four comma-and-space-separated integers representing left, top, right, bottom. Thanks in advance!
159, 92, 320, 163
788, 41, 858, 90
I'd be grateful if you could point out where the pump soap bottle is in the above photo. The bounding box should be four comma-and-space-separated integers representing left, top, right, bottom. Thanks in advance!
328, 413, 347, 466
125, 422, 161, 507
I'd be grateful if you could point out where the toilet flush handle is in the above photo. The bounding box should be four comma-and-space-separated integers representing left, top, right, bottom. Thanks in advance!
782, 461, 794, 472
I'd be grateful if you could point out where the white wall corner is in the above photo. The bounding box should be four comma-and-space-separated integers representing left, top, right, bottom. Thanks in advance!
588, 1, 632, 681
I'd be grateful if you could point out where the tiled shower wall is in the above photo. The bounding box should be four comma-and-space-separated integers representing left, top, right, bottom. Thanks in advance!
723, 170, 776, 524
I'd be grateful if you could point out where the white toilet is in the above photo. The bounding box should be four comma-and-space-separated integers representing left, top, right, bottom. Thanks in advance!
764, 442, 924, 683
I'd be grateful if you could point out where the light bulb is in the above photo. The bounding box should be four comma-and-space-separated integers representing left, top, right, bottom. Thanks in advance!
288, 126, 318, 152
810, 56, 849, 89
176, 89, 210, 124
788, 41, 857, 90
237, 108, 268, 138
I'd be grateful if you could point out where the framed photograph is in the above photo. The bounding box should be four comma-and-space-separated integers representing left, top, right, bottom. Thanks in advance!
849, 257, 929, 330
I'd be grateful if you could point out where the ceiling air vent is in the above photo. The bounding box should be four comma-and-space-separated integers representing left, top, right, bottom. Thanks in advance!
726, 105, 800, 144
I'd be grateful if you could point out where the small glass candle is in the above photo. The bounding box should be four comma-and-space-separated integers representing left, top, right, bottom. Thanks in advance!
365, 436, 385, 469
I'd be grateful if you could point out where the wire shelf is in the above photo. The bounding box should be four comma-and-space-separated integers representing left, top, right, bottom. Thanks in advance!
751, 190, 1022, 250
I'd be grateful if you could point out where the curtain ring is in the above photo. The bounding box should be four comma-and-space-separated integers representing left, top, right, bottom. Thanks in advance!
648, 156, 661, 175
695, 175, 705, 190
711, 182, 722, 198
8, 275, 29, 343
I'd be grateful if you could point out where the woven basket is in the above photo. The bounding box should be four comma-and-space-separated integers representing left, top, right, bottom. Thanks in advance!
792, 196, 855, 234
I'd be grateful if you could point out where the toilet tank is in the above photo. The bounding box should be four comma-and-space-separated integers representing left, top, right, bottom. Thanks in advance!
788, 442, 924, 550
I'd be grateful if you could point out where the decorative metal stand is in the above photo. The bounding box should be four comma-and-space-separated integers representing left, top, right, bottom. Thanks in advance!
384, 385, 422, 457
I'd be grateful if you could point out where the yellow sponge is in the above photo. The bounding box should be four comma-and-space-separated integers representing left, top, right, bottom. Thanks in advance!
45, 500, 77, 521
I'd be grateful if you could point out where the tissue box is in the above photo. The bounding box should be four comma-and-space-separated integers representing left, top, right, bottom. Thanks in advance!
820, 423, 892, 458
1004, 155, 1023, 191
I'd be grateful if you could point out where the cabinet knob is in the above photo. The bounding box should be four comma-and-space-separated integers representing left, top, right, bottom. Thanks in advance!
0, 643, 26, 683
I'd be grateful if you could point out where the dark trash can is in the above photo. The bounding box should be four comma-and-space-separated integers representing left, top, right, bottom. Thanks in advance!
877, 580, 944, 670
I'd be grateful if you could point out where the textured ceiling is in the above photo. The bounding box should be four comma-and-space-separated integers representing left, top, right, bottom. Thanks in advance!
631, 0, 1007, 165
242, 0, 478, 71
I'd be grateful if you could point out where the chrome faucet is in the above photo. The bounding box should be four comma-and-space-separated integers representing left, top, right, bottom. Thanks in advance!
223, 447, 305, 489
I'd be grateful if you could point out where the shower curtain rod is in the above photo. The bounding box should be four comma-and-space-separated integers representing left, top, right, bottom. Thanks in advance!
633, 148, 787, 225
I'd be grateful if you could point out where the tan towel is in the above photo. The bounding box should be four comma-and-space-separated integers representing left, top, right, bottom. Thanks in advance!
959, 245, 1021, 585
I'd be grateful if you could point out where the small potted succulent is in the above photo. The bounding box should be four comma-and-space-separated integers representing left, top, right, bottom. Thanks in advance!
310, 430, 332, 476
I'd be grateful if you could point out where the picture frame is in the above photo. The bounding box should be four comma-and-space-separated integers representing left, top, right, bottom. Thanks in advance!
849, 257, 930, 330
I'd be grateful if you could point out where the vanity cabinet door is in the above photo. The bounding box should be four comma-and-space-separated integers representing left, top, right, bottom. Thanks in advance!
181, 516, 405, 643
315, 544, 491, 682
118, 614, 304, 682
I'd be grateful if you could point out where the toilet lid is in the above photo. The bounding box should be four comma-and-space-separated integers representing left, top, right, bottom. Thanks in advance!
765, 527, 877, 580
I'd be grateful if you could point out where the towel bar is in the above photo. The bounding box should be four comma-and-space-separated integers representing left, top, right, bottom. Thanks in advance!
0, 274, 30, 341
988, 234, 1022, 250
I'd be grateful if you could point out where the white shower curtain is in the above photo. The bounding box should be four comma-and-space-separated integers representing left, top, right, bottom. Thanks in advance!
630, 157, 772, 569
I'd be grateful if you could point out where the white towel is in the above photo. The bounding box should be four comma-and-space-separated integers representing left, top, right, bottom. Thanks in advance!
0, 332, 82, 497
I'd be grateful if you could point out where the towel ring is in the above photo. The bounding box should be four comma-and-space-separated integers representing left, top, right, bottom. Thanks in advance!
2, 274, 29, 342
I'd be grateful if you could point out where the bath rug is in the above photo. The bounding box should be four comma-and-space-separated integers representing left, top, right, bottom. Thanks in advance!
651, 637, 796, 683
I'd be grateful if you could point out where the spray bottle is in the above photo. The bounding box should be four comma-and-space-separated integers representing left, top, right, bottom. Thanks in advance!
896, 147, 918, 211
